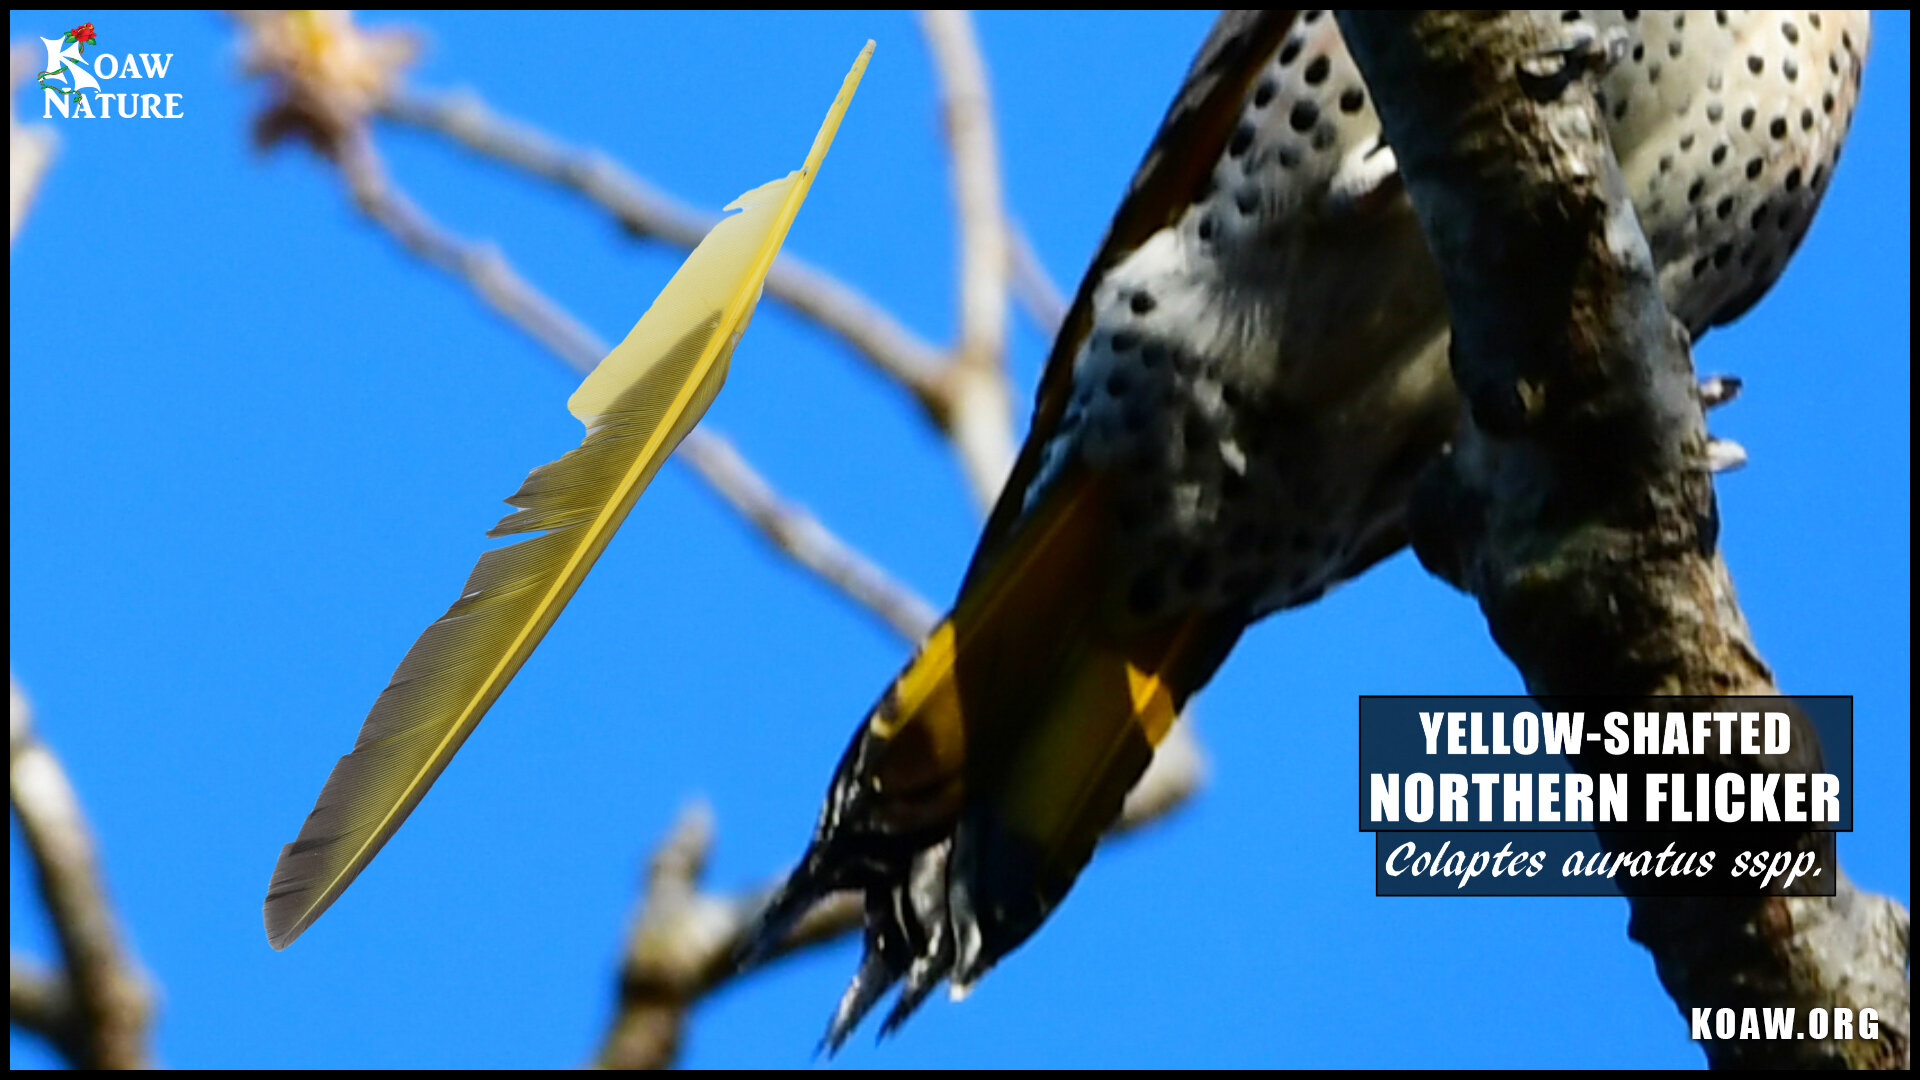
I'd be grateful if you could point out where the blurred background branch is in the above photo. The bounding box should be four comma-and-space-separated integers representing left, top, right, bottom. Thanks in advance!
9, 50, 154, 1072
9, 678, 155, 1069
221, 9, 1207, 1069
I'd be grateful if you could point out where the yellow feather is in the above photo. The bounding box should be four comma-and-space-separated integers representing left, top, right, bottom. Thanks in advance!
264, 42, 873, 949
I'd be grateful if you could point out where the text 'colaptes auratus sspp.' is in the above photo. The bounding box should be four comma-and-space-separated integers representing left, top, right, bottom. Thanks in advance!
746, 10, 1869, 1047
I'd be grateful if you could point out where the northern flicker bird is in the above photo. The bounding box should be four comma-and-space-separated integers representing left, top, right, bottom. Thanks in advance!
747, 10, 1869, 1045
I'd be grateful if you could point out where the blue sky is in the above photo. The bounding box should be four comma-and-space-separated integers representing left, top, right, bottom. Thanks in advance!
9, 10, 1908, 1069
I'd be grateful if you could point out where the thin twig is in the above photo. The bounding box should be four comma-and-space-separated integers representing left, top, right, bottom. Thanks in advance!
378, 91, 953, 421
9, 678, 155, 1069
1007, 216, 1068, 339
327, 126, 940, 645
919, 9, 1017, 509
592, 720, 1206, 1068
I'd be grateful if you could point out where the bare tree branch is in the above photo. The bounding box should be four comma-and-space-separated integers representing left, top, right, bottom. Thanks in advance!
9, 953, 75, 1060
317, 113, 942, 647
1006, 215, 1068, 339
591, 719, 1207, 1069
9, 678, 155, 1069
377, 90, 954, 416
920, 9, 1018, 510
10, 43, 58, 247
1340, 11, 1910, 1069
231, 12, 1213, 1068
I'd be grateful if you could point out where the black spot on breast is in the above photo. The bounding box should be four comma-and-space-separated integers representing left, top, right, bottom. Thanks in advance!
1711, 143, 1728, 165
1130, 292, 1156, 316
1235, 188, 1259, 215
1278, 37, 1302, 67
1632, 43, 1645, 63
1339, 87, 1365, 114
1706, 101, 1724, 123
1290, 99, 1320, 132
1783, 58, 1799, 82
1713, 242, 1733, 268
1747, 55, 1763, 75
1253, 80, 1275, 108
1784, 166, 1802, 192
1800, 107, 1815, 131
1781, 20, 1800, 44
1745, 157, 1763, 180
1560, 11, 1582, 23
1274, 144, 1302, 170
1822, 91, 1835, 114
1749, 203, 1769, 230
1808, 13, 1822, 29
1197, 217, 1216, 242
1687, 178, 1705, 203
1715, 11, 1729, 28
1657, 154, 1674, 173
1692, 256, 1710, 278
1613, 98, 1629, 121
1111, 331, 1139, 353
1310, 127, 1336, 151
1716, 196, 1735, 221
1303, 9, 1325, 23
1769, 116, 1788, 139
1228, 124, 1254, 158
1679, 132, 1696, 151
1740, 106, 1756, 130
1668, 38, 1684, 59
1303, 55, 1330, 86
1809, 162, 1826, 189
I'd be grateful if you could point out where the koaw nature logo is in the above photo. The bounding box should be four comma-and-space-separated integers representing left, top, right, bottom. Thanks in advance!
39, 21, 183, 119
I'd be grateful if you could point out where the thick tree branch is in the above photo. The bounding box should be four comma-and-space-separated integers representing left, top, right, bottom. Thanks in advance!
1339, 11, 1909, 1069
9, 678, 155, 1069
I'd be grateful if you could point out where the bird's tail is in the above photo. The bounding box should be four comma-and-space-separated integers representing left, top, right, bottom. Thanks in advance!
741, 473, 1239, 1046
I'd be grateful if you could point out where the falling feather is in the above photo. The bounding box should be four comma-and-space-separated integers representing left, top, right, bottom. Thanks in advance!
264, 42, 874, 950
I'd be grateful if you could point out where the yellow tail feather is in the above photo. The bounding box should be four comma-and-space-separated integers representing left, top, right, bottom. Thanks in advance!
264, 43, 873, 950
